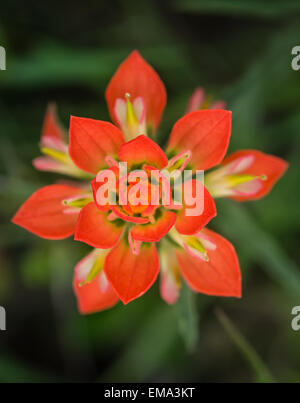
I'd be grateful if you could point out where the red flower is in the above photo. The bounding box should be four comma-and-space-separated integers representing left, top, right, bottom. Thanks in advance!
12, 51, 288, 314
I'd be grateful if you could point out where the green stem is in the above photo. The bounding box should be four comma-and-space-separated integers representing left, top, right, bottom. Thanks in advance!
215, 308, 274, 383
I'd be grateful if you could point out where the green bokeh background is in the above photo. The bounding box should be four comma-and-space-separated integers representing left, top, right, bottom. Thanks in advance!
0, 0, 300, 382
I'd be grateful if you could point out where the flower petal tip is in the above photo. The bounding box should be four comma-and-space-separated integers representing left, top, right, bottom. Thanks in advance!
104, 240, 159, 304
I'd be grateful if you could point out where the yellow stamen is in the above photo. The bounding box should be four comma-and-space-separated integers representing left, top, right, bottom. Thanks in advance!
226, 174, 267, 188
41, 147, 69, 164
185, 236, 209, 261
168, 155, 187, 172
64, 197, 93, 208
125, 93, 138, 127
79, 256, 104, 286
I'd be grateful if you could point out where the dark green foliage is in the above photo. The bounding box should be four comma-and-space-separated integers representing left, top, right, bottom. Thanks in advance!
0, 0, 299, 382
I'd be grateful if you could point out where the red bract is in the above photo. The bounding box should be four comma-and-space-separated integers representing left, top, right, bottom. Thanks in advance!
12, 50, 288, 314
175, 229, 241, 298
12, 184, 86, 239
105, 50, 166, 135
205, 150, 288, 200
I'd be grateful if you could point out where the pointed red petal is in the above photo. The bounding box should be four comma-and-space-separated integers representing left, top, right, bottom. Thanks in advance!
222, 150, 289, 201
167, 110, 231, 171
131, 210, 176, 242
118, 135, 168, 169
75, 202, 124, 248
104, 239, 159, 304
73, 254, 118, 314
105, 50, 166, 133
175, 180, 216, 235
177, 228, 241, 297
41, 103, 65, 142
12, 185, 84, 239
69, 116, 124, 174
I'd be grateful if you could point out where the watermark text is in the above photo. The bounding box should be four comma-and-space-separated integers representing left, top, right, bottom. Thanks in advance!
0, 46, 6, 71
0, 306, 6, 331
291, 306, 300, 331
291, 46, 300, 71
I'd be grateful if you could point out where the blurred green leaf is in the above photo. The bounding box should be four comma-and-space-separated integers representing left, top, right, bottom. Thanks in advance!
0, 355, 57, 382
215, 201, 300, 301
216, 309, 274, 382
174, 0, 300, 18
21, 244, 51, 286
173, 282, 199, 352
0, 44, 197, 90
100, 305, 178, 382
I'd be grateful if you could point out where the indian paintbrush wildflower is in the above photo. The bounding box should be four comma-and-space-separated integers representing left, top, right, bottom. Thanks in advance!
12, 50, 288, 314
